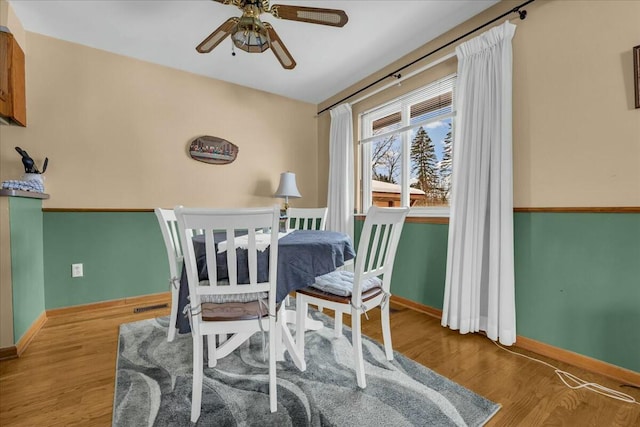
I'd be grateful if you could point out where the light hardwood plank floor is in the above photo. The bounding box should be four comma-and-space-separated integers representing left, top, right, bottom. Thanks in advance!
1, 299, 638, 426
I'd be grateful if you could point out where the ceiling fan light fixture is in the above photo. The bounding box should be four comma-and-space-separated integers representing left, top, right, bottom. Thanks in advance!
232, 16, 270, 53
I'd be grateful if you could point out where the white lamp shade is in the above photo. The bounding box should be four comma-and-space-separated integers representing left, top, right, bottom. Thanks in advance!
274, 172, 301, 198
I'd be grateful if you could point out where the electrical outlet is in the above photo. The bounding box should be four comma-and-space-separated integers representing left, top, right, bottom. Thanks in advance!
71, 263, 83, 278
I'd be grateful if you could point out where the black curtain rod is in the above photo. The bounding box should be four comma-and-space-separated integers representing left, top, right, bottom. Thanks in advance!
317, 0, 535, 116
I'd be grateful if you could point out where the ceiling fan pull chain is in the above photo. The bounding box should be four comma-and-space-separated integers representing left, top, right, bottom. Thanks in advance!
231, 43, 236, 57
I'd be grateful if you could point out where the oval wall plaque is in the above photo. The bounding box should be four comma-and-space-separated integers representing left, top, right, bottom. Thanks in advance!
189, 135, 239, 165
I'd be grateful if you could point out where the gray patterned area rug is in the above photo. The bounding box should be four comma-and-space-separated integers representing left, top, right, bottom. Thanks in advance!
113, 308, 500, 426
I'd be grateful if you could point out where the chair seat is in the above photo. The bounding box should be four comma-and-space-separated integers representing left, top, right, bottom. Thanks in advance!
297, 285, 383, 305
201, 300, 269, 321
311, 270, 382, 297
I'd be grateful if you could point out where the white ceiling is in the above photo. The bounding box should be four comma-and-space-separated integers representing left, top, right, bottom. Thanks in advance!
8, 0, 499, 104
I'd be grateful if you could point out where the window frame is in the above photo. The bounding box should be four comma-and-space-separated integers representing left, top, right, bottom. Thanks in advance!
359, 74, 456, 217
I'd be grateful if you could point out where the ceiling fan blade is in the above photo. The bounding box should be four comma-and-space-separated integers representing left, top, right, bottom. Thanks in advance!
196, 17, 238, 53
265, 23, 296, 69
269, 4, 348, 27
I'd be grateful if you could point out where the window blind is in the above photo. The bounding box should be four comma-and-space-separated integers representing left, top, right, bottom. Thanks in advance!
367, 74, 456, 133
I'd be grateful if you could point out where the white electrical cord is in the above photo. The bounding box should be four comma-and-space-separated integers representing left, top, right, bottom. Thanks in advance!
492, 340, 640, 405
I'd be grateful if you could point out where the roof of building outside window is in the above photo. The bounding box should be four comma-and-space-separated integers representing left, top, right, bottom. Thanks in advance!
372, 180, 425, 195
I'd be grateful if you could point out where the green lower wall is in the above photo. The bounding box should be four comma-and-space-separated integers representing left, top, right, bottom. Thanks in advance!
357, 212, 640, 373
43, 212, 168, 309
513, 212, 640, 373
9, 198, 46, 343
40, 211, 639, 371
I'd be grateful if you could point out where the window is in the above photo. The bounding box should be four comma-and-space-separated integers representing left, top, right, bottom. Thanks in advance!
360, 74, 455, 216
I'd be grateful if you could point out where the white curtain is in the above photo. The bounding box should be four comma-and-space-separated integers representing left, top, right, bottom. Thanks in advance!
326, 103, 354, 238
441, 21, 517, 345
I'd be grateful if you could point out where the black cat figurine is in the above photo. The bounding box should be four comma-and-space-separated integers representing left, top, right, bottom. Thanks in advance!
15, 147, 48, 174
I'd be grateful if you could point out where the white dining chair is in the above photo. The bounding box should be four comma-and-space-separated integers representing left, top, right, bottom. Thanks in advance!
286, 207, 328, 231
295, 205, 409, 388
154, 207, 192, 342
175, 205, 280, 421
284, 207, 329, 310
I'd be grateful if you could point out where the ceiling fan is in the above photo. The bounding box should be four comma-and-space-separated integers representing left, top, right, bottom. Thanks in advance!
196, 0, 348, 70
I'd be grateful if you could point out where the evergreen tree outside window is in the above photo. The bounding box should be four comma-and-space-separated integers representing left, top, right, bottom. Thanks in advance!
411, 126, 439, 204
439, 123, 453, 203
360, 74, 456, 215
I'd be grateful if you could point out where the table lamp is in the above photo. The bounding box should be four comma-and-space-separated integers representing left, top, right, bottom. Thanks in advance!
274, 171, 301, 211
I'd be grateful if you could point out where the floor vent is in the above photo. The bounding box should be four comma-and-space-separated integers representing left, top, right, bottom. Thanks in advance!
134, 303, 168, 313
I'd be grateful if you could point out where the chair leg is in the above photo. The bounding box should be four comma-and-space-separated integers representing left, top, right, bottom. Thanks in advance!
167, 284, 179, 342
351, 309, 366, 388
381, 302, 394, 361
191, 334, 204, 422
334, 311, 343, 338
275, 306, 285, 361
316, 304, 324, 313
269, 314, 277, 412
207, 334, 217, 368
295, 297, 308, 360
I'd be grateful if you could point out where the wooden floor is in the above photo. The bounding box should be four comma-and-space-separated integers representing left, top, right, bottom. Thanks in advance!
1, 298, 638, 426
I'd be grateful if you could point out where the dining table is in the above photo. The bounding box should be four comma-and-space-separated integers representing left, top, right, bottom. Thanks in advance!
175, 229, 355, 368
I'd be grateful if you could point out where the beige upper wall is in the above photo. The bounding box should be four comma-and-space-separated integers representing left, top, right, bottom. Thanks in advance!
0, 32, 319, 209
512, 0, 639, 207
317, 0, 640, 209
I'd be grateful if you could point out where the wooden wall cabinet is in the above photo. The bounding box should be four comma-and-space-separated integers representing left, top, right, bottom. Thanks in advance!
0, 31, 26, 127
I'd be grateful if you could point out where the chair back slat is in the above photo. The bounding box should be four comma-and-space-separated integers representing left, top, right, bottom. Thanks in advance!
175, 206, 280, 311
247, 228, 258, 285
168, 220, 181, 257
227, 228, 240, 287
353, 206, 409, 302
286, 207, 328, 231
155, 207, 185, 279
378, 224, 394, 270
367, 223, 382, 272
205, 230, 218, 285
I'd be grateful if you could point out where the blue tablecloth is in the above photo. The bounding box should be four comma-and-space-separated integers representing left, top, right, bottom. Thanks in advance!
176, 230, 355, 333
